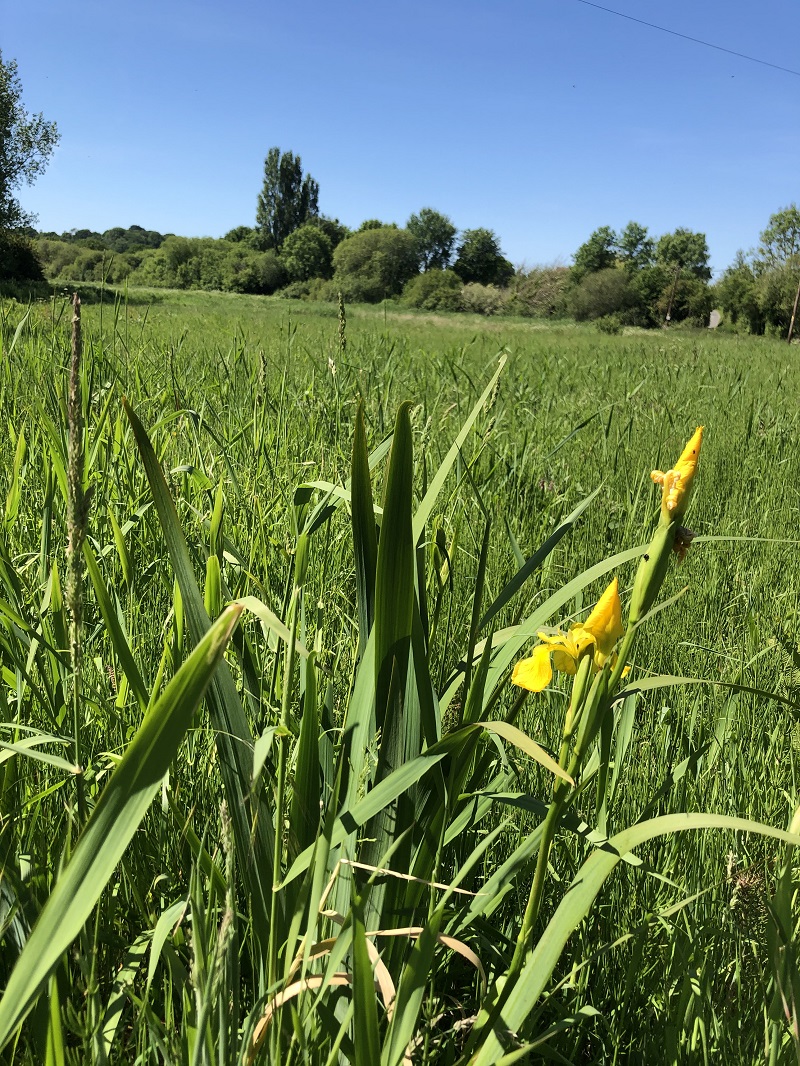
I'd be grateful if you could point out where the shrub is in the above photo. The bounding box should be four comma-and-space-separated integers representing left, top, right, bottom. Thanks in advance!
0, 231, 45, 282
460, 282, 506, 315
594, 313, 623, 334
568, 267, 633, 321
401, 269, 462, 311
506, 266, 570, 317
332, 226, 419, 302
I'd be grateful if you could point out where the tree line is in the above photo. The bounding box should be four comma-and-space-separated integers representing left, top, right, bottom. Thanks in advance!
1, 56, 798, 335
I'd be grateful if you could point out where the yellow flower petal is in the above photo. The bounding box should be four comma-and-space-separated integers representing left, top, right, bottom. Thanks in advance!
552, 648, 579, 675
651, 427, 703, 521
582, 578, 624, 657
512, 645, 553, 692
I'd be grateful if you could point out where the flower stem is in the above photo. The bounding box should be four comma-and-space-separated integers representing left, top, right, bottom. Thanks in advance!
507, 653, 593, 979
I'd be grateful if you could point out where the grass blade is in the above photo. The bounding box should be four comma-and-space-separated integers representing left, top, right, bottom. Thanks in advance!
0, 605, 242, 1051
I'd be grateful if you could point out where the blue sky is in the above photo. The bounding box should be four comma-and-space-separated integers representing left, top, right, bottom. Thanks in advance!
6, 0, 799, 273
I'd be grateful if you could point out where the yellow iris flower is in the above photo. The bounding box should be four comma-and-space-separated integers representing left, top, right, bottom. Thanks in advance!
512, 578, 625, 693
650, 426, 703, 522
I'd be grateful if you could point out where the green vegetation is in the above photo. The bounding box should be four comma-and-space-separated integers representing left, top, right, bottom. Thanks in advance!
18, 205, 800, 335
0, 49, 58, 285
0, 289, 799, 1063
0, 49, 798, 333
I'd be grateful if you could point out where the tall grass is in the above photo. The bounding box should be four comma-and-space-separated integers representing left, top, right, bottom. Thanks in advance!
0, 289, 799, 1063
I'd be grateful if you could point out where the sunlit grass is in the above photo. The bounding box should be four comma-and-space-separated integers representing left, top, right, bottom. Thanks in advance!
0, 288, 799, 1064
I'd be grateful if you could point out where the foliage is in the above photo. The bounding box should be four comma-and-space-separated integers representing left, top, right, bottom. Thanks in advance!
36, 235, 287, 294
224, 225, 258, 245
572, 225, 617, 280
505, 265, 570, 317
656, 227, 712, 281
255, 147, 319, 250
460, 280, 506, 314
569, 267, 633, 321
37, 224, 167, 254
0, 50, 59, 233
715, 254, 763, 333
332, 225, 418, 302
756, 204, 800, 270
279, 223, 333, 282
0, 229, 43, 283
0, 292, 798, 1064
406, 207, 457, 271
753, 265, 800, 336
616, 221, 655, 270
401, 268, 462, 311
594, 312, 623, 334
453, 227, 514, 286
307, 214, 349, 251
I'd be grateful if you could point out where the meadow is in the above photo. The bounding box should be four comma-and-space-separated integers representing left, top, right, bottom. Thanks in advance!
0, 286, 799, 1064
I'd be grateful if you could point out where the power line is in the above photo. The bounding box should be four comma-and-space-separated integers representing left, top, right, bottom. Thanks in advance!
572, 0, 800, 79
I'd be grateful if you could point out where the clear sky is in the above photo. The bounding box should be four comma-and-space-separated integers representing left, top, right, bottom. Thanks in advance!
5, 0, 800, 274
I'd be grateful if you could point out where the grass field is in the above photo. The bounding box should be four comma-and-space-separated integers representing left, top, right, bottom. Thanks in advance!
0, 287, 799, 1064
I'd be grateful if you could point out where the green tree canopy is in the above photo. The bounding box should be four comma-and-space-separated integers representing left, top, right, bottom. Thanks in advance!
572, 226, 617, 279
0, 50, 59, 232
280, 223, 333, 282
332, 226, 418, 302
255, 147, 319, 250
616, 221, 654, 270
358, 218, 392, 232
224, 225, 257, 244
453, 228, 513, 286
756, 205, 800, 271
655, 228, 711, 281
308, 215, 349, 250
715, 253, 762, 333
406, 207, 457, 271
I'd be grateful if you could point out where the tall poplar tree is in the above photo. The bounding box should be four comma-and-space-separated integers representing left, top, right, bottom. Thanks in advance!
255, 148, 319, 250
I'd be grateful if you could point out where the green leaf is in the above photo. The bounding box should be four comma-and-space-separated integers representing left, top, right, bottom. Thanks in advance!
289, 652, 321, 860
374, 402, 415, 731
352, 898, 381, 1066
477, 721, 572, 784
351, 402, 379, 659
0, 605, 242, 1051
83, 541, 148, 712
123, 398, 279, 952
146, 900, 187, 991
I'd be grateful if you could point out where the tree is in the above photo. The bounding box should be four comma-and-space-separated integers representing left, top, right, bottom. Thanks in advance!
756, 205, 800, 271
406, 207, 456, 271
453, 228, 513, 286
280, 223, 333, 282
572, 226, 617, 279
616, 221, 654, 270
0, 51, 59, 232
308, 215, 349, 251
224, 225, 257, 244
655, 228, 711, 281
332, 226, 418, 302
255, 147, 319, 250
715, 252, 762, 333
